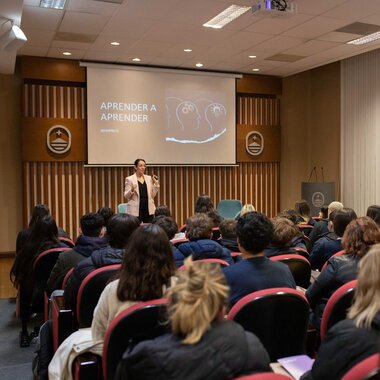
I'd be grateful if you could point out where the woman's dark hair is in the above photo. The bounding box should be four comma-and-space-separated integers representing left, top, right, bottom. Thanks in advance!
117, 224, 175, 302
332, 208, 357, 237
154, 205, 172, 218
295, 199, 311, 222
134, 158, 146, 167
194, 195, 221, 227
320, 205, 329, 219
106, 214, 140, 248
97, 207, 114, 227
366, 205, 380, 226
277, 208, 303, 225
342, 217, 380, 258
29, 204, 50, 227
11, 215, 59, 288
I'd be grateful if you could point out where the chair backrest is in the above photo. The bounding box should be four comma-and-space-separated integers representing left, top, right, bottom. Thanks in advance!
117, 203, 127, 213
320, 279, 357, 340
234, 374, 293, 380
211, 227, 221, 240
298, 224, 314, 236
58, 236, 75, 248
270, 254, 311, 288
102, 298, 169, 380
32, 247, 72, 311
217, 199, 243, 219
178, 258, 230, 271
227, 288, 309, 361
293, 247, 310, 259
179, 223, 187, 232
76, 264, 121, 328
321, 249, 346, 271
62, 267, 75, 290
170, 237, 189, 247
341, 354, 380, 380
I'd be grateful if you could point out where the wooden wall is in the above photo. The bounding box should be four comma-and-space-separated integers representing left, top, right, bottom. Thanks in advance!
21, 57, 282, 239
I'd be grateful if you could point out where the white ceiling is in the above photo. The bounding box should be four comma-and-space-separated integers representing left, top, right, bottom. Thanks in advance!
2, 0, 380, 76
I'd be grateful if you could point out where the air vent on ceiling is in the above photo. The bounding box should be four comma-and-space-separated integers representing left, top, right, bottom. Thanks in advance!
265, 53, 305, 62
54, 32, 97, 43
335, 22, 380, 35
91, 0, 124, 4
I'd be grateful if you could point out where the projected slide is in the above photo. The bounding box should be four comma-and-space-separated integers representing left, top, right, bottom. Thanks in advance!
86, 65, 236, 165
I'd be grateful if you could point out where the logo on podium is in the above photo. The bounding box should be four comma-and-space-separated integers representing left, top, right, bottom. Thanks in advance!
245, 131, 264, 156
47, 125, 71, 154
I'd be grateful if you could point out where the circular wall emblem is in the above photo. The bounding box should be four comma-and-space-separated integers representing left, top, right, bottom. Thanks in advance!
312, 192, 325, 208
245, 131, 264, 156
47, 125, 71, 154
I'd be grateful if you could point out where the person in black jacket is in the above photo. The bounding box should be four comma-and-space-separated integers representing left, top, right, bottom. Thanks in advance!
116, 258, 271, 380
301, 244, 380, 380
218, 218, 239, 253
64, 213, 140, 309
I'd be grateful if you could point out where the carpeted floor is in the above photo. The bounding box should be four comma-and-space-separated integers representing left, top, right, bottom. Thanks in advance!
0, 298, 36, 380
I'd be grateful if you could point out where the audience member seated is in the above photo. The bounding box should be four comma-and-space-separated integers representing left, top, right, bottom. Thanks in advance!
154, 204, 172, 218
309, 201, 344, 245
223, 212, 296, 307
235, 203, 256, 219
218, 218, 239, 253
306, 217, 380, 330
301, 244, 380, 380
10, 215, 66, 346
152, 215, 183, 267
264, 217, 306, 258
16, 204, 68, 254
97, 207, 114, 228
116, 258, 271, 380
47, 212, 107, 293
194, 194, 222, 227
310, 208, 357, 271
63, 213, 140, 310
175, 213, 233, 265
295, 199, 316, 226
366, 204, 380, 227
48, 224, 176, 379
317, 204, 328, 221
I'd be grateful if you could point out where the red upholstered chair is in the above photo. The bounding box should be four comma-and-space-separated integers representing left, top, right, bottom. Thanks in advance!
234, 374, 292, 380
341, 354, 380, 380
321, 249, 346, 271
211, 227, 221, 240
231, 251, 242, 262
178, 258, 230, 271
293, 247, 310, 259
58, 236, 75, 248
170, 237, 188, 247
227, 288, 309, 361
102, 298, 169, 380
270, 254, 311, 288
179, 224, 187, 232
298, 224, 314, 236
320, 279, 357, 340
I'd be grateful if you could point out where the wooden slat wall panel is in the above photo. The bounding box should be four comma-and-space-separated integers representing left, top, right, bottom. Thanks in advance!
22, 84, 280, 239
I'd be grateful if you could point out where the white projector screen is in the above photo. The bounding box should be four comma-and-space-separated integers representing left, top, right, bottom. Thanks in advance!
85, 64, 237, 165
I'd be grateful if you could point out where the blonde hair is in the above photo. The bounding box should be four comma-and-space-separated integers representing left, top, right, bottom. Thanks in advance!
240, 204, 256, 216
348, 244, 380, 328
166, 257, 229, 344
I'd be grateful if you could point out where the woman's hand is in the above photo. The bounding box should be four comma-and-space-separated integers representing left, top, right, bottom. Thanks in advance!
152, 175, 159, 185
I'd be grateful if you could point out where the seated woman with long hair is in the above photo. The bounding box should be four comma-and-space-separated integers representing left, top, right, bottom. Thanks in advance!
301, 244, 380, 380
306, 216, 380, 330
10, 215, 64, 346
117, 258, 271, 380
194, 194, 222, 227
49, 224, 176, 379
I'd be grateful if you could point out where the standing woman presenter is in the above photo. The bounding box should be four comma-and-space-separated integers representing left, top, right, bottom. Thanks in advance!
124, 158, 159, 223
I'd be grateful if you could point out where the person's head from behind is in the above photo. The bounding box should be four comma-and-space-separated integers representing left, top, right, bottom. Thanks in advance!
117, 224, 175, 302
154, 205, 172, 218
219, 218, 237, 239
328, 201, 344, 216
80, 212, 105, 237
366, 205, 380, 226
194, 194, 214, 213
153, 216, 178, 240
332, 208, 357, 237
97, 207, 114, 227
295, 199, 311, 219
342, 217, 380, 258
29, 204, 50, 227
106, 213, 140, 249
348, 244, 380, 328
186, 213, 212, 240
240, 204, 255, 217
167, 257, 229, 344
319, 205, 329, 219
28, 215, 59, 245
271, 217, 300, 246
277, 209, 300, 225
236, 212, 273, 255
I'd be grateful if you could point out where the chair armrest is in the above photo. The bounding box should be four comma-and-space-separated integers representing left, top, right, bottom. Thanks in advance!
72, 353, 101, 380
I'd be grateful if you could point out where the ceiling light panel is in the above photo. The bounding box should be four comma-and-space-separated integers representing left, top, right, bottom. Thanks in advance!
203, 5, 251, 29
39, 0, 67, 10
347, 31, 380, 45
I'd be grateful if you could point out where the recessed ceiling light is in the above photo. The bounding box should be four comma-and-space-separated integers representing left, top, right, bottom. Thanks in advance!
252, 68, 260, 72
39, 0, 66, 10
62, 51, 71, 56
195, 63, 203, 68
132, 58, 141, 62
249, 55, 257, 58
347, 31, 380, 45
184, 48, 192, 52
203, 5, 251, 29
110, 41, 120, 46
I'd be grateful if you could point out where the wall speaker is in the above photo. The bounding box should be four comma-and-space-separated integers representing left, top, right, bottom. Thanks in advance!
0, 25, 27, 52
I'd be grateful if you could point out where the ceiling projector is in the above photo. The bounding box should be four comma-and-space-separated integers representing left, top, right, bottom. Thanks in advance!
252, 0, 297, 17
